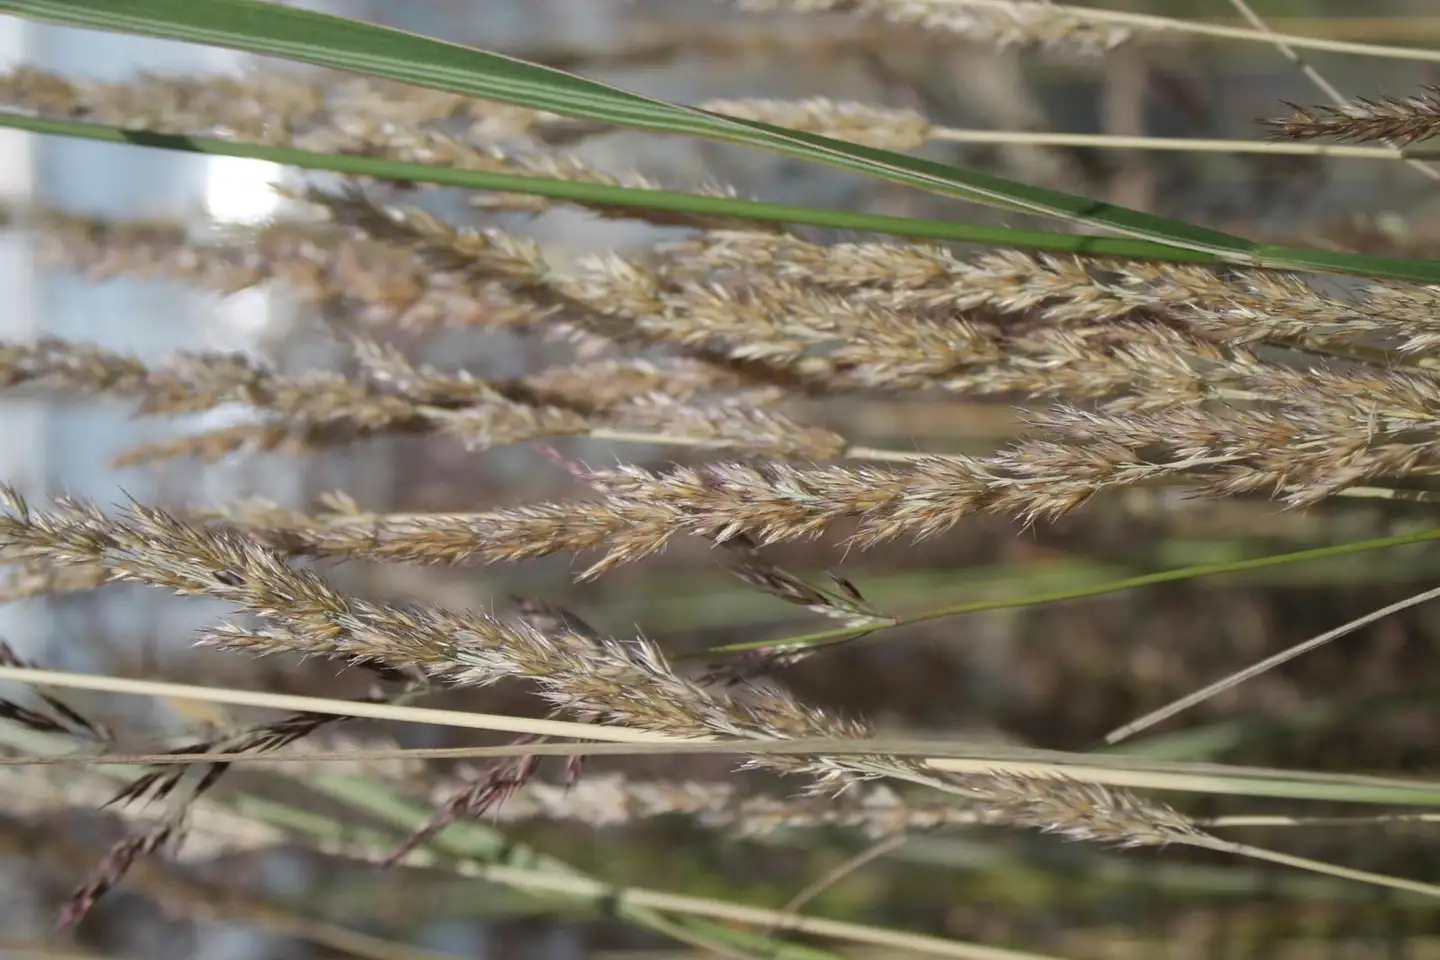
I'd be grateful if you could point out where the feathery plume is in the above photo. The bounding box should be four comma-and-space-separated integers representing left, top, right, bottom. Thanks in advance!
0, 337, 848, 464
725, 0, 1134, 54
675, 231, 1440, 358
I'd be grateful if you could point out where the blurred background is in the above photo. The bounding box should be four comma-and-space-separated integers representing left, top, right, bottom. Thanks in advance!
7, 1, 1440, 957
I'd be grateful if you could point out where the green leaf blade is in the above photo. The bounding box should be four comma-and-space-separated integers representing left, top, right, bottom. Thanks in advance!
0, 0, 1329, 264
7, 0, 1440, 282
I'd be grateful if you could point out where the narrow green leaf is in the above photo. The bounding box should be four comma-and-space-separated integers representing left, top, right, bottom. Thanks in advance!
10, 0, 1440, 284
0, 0, 1254, 255
0, 111, 1232, 260
702, 527, 1440, 656
11, 0, 1440, 282
7, 116, 1440, 289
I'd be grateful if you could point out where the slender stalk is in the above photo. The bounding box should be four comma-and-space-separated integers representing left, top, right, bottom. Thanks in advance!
945, 0, 1440, 62
1104, 585, 1440, 745
928, 128, 1440, 160
1191, 836, 1440, 901
703, 527, 1440, 656
0, 665, 679, 743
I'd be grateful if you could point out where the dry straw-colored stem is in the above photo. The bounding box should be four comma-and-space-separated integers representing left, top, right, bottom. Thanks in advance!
928, 128, 1438, 160
1106, 584, 1440, 745
703, 95, 1440, 160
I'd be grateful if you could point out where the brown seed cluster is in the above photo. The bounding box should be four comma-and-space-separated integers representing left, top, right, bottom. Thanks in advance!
1265, 89, 1440, 145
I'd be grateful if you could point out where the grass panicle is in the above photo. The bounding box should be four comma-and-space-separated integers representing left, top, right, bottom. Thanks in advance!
0, 487, 1204, 855
8, 0, 1440, 953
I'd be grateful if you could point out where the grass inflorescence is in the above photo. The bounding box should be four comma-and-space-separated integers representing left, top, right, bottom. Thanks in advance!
5, 0, 1440, 956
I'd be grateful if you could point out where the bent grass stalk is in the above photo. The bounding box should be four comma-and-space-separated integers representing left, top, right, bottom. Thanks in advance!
10, 665, 1440, 903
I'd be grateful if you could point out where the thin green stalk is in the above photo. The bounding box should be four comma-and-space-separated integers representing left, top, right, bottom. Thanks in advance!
701, 527, 1440, 656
